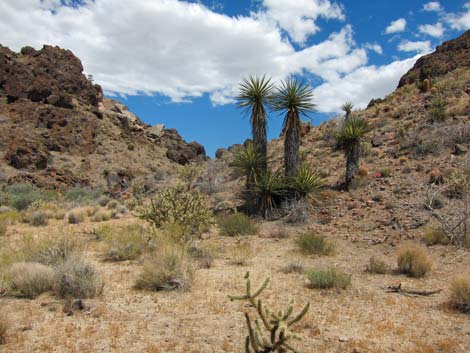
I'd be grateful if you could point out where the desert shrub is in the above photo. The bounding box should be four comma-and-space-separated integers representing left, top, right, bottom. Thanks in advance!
251, 171, 286, 220
445, 168, 469, 199
430, 98, 447, 122
139, 185, 213, 238
97, 195, 110, 207
307, 267, 351, 289
449, 276, 470, 313
397, 246, 432, 278
0, 206, 13, 214
280, 262, 304, 274
116, 204, 128, 214
127, 143, 135, 151
134, 242, 193, 291
218, 212, 258, 237
228, 241, 253, 266
0, 317, 7, 344
64, 187, 102, 203
0, 210, 19, 225
103, 224, 149, 261
92, 209, 112, 222
107, 200, 118, 209
30, 211, 49, 226
296, 233, 335, 256
379, 167, 392, 178
1, 184, 47, 211
423, 225, 450, 246
0, 222, 6, 237
366, 256, 389, 274
5, 262, 54, 298
53, 258, 103, 299
188, 243, 215, 269
67, 209, 86, 224
283, 199, 309, 224
267, 228, 290, 239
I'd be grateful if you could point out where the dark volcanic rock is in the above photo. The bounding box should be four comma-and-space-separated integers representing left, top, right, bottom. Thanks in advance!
398, 30, 470, 87
162, 129, 206, 165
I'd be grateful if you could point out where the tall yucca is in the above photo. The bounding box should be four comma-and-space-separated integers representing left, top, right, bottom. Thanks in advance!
236, 75, 274, 173
271, 78, 316, 177
335, 117, 370, 189
341, 102, 354, 123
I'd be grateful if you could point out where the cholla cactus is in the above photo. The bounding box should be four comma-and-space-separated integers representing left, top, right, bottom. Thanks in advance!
229, 272, 310, 353
138, 185, 213, 240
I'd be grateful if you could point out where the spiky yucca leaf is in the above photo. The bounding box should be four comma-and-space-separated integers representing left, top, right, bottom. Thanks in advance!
251, 171, 286, 219
289, 164, 325, 199
335, 117, 370, 151
231, 142, 266, 189
341, 102, 354, 114
270, 77, 316, 118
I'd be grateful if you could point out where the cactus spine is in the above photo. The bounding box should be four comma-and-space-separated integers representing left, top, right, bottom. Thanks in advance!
229, 272, 310, 353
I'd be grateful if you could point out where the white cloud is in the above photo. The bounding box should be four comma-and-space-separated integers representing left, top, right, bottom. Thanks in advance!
423, 2, 442, 12
385, 18, 407, 34
313, 55, 421, 112
445, 5, 470, 30
0, 0, 420, 114
398, 40, 432, 54
418, 22, 445, 37
259, 0, 345, 45
364, 43, 383, 54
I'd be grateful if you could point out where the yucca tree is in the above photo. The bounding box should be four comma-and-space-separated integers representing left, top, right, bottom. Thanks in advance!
251, 171, 285, 219
289, 164, 325, 200
271, 78, 316, 177
231, 142, 266, 190
236, 75, 274, 173
341, 102, 354, 123
335, 117, 370, 189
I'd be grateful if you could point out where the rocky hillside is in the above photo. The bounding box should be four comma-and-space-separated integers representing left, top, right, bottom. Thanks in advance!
211, 31, 470, 243
0, 45, 206, 194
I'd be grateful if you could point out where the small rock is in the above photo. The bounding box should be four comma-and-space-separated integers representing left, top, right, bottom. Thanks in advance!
339, 336, 349, 342
454, 144, 468, 155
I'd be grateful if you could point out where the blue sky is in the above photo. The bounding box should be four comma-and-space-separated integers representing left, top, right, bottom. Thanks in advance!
1, 0, 469, 156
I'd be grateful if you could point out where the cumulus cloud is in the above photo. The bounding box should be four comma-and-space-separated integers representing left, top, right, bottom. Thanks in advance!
398, 40, 432, 54
259, 0, 345, 45
385, 18, 407, 34
445, 4, 470, 30
364, 43, 383, 54
0, 0, 421, 113
418, 23, 445, 37
423, 2, 442, 12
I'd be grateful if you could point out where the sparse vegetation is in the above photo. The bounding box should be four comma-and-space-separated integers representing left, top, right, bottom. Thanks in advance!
67, 209, 86, 224
397, 246, 432, 278
296, 233, 335, 256
366, 256, 389, 274
307, 267, 351, 289
92, 209, 112, 222
218, 212, 258, 237
280, 262, 304, 274
0, 316, 7, 344
449, 276, 470, 313
423, 225, 450, 246
30, 211, 49, 226
103, 224, 149, 261
228, 241, 253, 266
5, 262, 54, 298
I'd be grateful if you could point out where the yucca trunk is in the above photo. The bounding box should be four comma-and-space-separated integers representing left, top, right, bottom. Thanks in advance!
345, 142, 360, 189
345, 110, 351, 124
284, 110, 301, 177
251, 108, 267, 173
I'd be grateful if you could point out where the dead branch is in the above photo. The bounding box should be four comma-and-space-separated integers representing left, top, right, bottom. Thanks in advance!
385, 283, 442, 297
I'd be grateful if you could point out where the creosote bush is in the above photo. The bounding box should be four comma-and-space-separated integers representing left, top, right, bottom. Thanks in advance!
53, 258, 103, 299
103, 224, 149, 261
366, 256, 389, 274
449, 276, 470, 313
134, 242, 194, 291
139, 185, 213, 239
5, 262, 54, 298
397, 246, 432, 278
307, 267, 351, 289
296, 233, 335, 256
218, 212, 258, 237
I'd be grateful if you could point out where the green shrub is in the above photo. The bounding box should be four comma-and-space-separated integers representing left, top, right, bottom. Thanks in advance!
0, 210, 20, 225
218, 213, 258, 237
379, 167, 392, 178
449, 276, 470, 313
423, 225, 450, 246
30, 211, 49, 226
139, 186, 213, 239
64, 187, 102, 202
92, 209, 112, 222
430, 98, 447, 122
5, 262, 54, 298
366, 256, 389, 274
307, 267, 351, 289
296, 233, 335, 256
134, 242, 193, 291
103, 224, 149, 261
0, 222, 6, 237
53, 258, 103, 299
397, 246, 432, 278
1, 184, 47, 211
97, 195, 110, 207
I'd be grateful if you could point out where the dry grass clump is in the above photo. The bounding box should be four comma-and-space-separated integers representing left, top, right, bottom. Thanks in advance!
0, 210, 20, 225
30, 211, 49, 226
134, 242, 194, 291
296, 233, 335, 256
449, 276, 470, 314
92, 209, 112, 222
228, 241, 253, 266
107, 200, 119, 209
53, 258, 104, 299
103, 224, 149, 261
280, 262, 305, 274
283, 199, 309, 224
397, 246, 432, 278
53, 210, 66, 220
366, 256, 389, 274
423, 225, 450, 246
5, 262, 54, 298
0, 316, 7, 344
97, 195, 110, 207
218, 213, 258, 237
0, 222, 6, 237
307, 267, 351, 289
67, 209, 86, 224
188, 243, 215, 269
